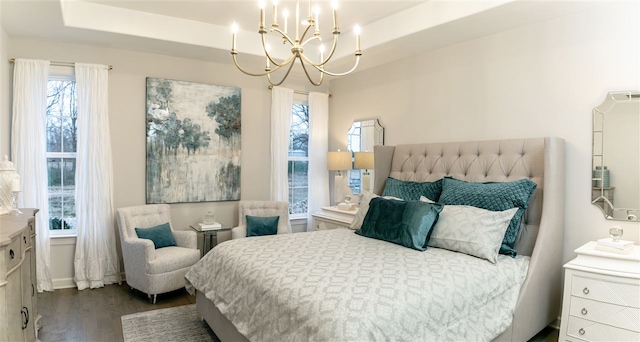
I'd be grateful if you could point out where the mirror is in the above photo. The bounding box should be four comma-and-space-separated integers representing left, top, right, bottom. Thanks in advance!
592, 91, 640, 221
347, 119, 384, 194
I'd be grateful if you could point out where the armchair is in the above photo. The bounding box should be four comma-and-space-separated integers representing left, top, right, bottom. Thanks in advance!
231, 201, 292, 239
116, 204, 199, 303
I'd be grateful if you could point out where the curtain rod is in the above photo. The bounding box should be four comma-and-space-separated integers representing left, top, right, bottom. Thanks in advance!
9, 58, 113, 70
267, 85, 331, 98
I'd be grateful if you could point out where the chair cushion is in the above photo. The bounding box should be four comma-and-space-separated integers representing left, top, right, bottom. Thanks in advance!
147, 246, 200, 275
246, 215, 279, 237
135, 222, 176, 249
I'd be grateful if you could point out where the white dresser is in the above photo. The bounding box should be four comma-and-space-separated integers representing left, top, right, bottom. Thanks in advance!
311, 206, 357, 231
559, 241, 640, 342
0, 209, 40, 342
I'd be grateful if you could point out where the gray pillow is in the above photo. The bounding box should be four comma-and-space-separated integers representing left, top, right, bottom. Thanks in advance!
428, 205, 518, 263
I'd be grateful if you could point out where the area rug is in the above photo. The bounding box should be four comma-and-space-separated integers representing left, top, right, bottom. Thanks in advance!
121, 304, 220, 342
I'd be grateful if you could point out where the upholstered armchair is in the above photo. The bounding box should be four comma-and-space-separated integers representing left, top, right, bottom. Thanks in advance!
116, 204, 200, 303
231, 201, 292, 239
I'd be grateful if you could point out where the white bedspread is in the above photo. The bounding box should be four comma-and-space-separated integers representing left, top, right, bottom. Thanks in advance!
185, 229, 529, 342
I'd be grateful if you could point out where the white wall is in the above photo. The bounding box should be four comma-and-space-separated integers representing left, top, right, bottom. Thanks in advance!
6, 38, 320, 287
329, 2, 640, 264
0, 3, 9, 159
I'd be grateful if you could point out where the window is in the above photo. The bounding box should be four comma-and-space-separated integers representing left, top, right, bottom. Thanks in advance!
46, 74, 77, 234
288, 101, 309, 217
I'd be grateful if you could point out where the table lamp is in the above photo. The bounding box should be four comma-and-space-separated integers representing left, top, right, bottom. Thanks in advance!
327, 150, 352, 206
354, 151, 374, 193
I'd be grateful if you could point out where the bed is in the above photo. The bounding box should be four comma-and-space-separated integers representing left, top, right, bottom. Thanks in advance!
185, 137, 565, 342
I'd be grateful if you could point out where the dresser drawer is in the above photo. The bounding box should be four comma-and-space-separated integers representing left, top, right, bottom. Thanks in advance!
5, 235, 22, 271
566, 316, 639, 342
22, 230, 32, 249
569, 296, 640, 332
571, 275, 640, 308
315, 220, 347, 231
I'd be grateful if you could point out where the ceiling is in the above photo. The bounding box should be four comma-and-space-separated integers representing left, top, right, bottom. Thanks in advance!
1, 0, 597, 79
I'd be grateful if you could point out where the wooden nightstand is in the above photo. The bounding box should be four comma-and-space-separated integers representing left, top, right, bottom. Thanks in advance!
311, 206, 358, 231
558, 241, 640, 341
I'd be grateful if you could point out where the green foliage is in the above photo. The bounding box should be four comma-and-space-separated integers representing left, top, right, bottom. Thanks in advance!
206, 95, 241, 140
50, 218, 72, 230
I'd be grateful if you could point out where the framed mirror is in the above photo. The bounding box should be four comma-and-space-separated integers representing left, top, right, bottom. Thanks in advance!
592, 91, 640, 221
347, 119, 384, 194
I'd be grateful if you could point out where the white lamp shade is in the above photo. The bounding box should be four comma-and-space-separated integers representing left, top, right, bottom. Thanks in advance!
327, 151, 352, 171
354, 152, 374, 170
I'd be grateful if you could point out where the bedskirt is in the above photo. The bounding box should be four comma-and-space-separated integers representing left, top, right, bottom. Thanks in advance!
185, 229, 529, 341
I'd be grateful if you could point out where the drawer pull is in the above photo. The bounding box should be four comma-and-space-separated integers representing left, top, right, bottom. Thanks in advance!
579, 328, 585, 335
10, 249, 14, 259
583, 287, 589, 295
581, 308, 587, 315
23, 236, 27, 244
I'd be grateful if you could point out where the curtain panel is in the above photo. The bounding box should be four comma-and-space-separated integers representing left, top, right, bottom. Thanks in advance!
11, 59, 53, 292
270, 87, 294, 201
73, 63, 121, 290
307, 92, 330, 230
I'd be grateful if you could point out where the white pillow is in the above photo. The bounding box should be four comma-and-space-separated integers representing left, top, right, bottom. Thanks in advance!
428, 205, 518, 263
349, 193, 403, 230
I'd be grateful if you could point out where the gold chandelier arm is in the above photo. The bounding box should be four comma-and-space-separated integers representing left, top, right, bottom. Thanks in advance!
270, 28, 295, 45
301, 35, 322, 48
267, 58, 298, 86
299, 56, 325, 86
261, 34, 289, 68
307, 54, 361, 77
299, 20, 314, 43
232, 52, 290, 77
299, 33, 339, 67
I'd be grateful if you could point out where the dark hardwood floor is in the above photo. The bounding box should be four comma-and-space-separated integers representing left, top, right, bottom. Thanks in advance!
37, 282, 195, 342
37, 282, 558, 342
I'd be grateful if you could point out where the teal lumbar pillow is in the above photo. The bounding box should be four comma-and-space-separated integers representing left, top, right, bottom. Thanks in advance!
246, 215, 279, 237
356, 197, 443, 251
135, 222, 177, 249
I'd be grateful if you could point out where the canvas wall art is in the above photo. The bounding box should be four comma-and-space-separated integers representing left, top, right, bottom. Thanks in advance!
146, 77, 241, 204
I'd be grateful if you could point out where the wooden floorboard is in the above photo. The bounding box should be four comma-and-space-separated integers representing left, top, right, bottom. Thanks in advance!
37, 282, 195, 342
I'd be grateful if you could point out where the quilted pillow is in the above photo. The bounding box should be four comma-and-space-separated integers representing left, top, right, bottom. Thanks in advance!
438, 177, 537, 257
357, 197, 443, 251
135, 222, 176, 249
382, 177, 443, 201
246, 215, 279, 237
428, 206, 519, 263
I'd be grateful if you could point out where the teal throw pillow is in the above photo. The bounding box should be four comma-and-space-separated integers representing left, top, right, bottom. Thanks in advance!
437, 177, 537, 257
246, 215, 279, 237
135, 222, 176, 249
382, 177, 443, 201
356, 197, 443, 251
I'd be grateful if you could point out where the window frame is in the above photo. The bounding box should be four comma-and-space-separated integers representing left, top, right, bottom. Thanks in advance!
288, 95, 309, 219
47, 68, 78, 237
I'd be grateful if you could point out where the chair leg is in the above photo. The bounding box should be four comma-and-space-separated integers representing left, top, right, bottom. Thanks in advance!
153, 294, 157, 304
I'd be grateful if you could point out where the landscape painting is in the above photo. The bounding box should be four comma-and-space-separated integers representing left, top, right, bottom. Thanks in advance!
146, 77, 241, 204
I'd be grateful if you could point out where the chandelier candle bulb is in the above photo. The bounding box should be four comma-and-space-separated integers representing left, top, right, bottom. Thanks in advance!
295, 0, 300, 40
355, 25, 361, 51
283, 8, 288, 34
231, 23, 237, 50
332, 1, 338, 30
272, 0, 278, 27
259, 1, 265, 28
314, 6, 320, 31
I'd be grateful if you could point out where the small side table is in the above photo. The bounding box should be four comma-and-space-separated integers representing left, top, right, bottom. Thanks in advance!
189, 226, 232, 257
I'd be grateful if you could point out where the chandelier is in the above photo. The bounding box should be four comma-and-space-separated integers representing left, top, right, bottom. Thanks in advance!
231, 0, 362, 86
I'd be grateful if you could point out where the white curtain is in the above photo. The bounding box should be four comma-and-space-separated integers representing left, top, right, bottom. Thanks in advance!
307, 92, 330, 230
270, 86, 294, 201
73, 63, 121, 290
11, 59, 53, 292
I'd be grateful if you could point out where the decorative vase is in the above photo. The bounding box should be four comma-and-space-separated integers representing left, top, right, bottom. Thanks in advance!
203, 210, 216, 225
593, 165, 610, 188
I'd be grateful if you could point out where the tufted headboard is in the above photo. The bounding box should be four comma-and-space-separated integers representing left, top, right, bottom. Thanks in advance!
373, 137, 565, 341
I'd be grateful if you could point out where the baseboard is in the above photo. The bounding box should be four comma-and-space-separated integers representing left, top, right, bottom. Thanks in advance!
52, 277, 76, 289
52, 272, 127, 290
550, 316, 561, 330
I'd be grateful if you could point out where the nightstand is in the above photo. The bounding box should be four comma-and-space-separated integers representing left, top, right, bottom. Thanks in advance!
558, 241, 640, 341
311, 206, 357, 231
189, 226, 232, 257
